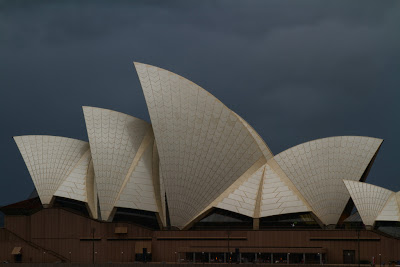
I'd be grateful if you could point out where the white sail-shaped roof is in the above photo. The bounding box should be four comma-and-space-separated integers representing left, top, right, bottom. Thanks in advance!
53, 150, 98, 218
83, 106, 155, 220
134, 62, 270, 228
209, 161, 311, 219
115, 138, 158, 212
376, 193, 400, 222
54, 150, 91, 203
259, 162, 310, 218
344, 180, 395, 226
273, 136, 382, 225
14, 135, 89, 205
211, 163, 265, 218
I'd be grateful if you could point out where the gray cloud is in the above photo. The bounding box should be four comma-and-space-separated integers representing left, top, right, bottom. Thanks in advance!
1, 0, 399, 206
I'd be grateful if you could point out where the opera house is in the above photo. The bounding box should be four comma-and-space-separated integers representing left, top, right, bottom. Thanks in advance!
1, 63, 399, 264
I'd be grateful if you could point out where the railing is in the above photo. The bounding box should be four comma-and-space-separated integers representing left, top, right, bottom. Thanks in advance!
3, 228, 68, 262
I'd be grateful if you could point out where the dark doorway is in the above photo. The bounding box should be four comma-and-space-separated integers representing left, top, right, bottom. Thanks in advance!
14, 254, 22, 263
343, 250, 355, 264
289, 253, 304, 264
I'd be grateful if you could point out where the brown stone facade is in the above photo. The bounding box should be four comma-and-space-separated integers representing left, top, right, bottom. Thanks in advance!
1, 208, 399, 264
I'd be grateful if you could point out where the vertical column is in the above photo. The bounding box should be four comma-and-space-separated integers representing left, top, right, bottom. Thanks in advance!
208, 252, 211, 263
253, 218, 260, 230
239, 253, 242, 263
193, 252, 195, 263
224, 252, 226, 263
319, 253, 322, 265
255, 253, 257, 263
303, 253, 305, 264
271, 253, 273, 264
287, 253, 290, 264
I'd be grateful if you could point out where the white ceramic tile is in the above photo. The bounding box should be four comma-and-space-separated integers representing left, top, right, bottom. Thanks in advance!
134, 62, 269, 228
344, 180, 394, 226
14, 135, 89, 205
274, 136, 382, 225
83, 106, 151, 220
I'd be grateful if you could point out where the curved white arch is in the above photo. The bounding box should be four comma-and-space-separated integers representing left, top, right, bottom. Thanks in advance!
83, 106, 156, 220
134, 62, 270, 228
14, 135, 89, 206
273, 136, 382, 225
344, 180, 396, 226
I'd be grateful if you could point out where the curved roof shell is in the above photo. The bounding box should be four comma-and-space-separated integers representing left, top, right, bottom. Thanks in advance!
206, 161, 311, 220
53, 150, 91, 203
12, 63, 394, 229
205, 160, 266, 219
273, 136, 383, 225
376, 194, 400, 222
134, 62, 273, 228
14, 135, 90, 206
82, 106, 157, 221
115, 136, 158, 213
344, 180, 399, 225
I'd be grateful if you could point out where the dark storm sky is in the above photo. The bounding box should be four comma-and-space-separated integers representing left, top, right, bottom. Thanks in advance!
1, 0, 399, 206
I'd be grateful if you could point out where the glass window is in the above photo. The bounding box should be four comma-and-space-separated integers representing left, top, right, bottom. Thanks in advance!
289, 253, 304, 264
260, 212, 321, 229
257, 253, 272, 263
194, 252, 208, 263
185, 253, 194, 263
273, 253, 287, 264
241, 253, 255, 263
225, 252, 239, 263
210, 253, 224, 263
305, 253, 321, 264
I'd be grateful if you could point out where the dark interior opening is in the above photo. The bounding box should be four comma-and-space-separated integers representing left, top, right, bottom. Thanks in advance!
190, 208, 253, 230
165, 193, 171, 229
374, 221, 400, 238
53, 196, 90, 217
113, 207, 160, 230
260, 212, 321, 229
